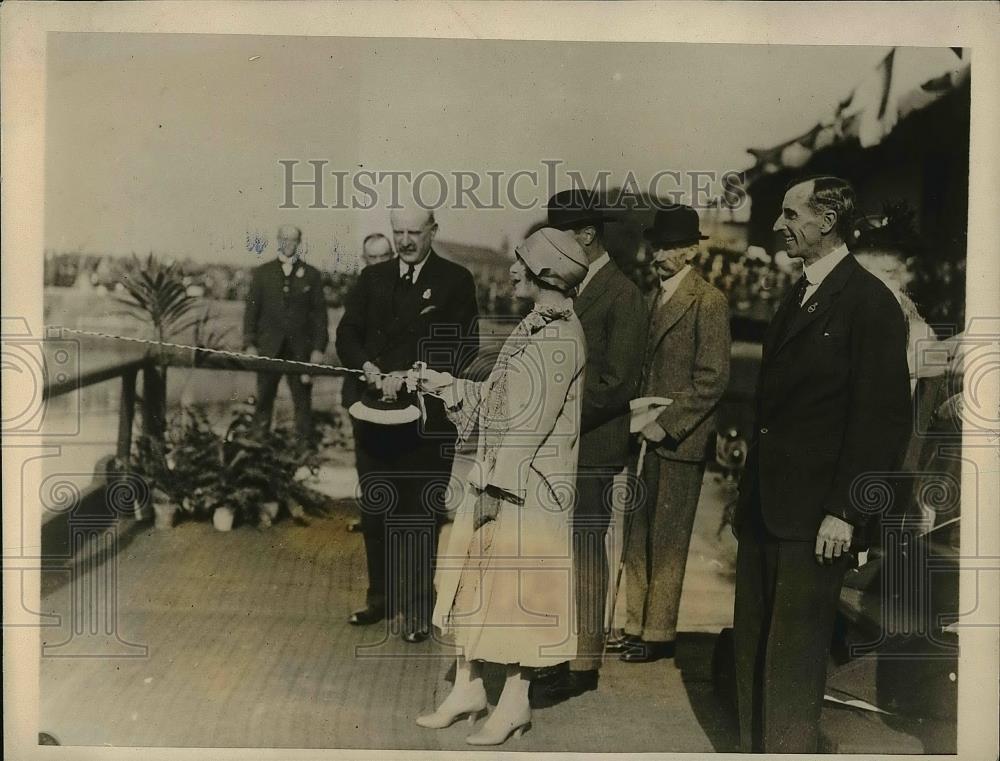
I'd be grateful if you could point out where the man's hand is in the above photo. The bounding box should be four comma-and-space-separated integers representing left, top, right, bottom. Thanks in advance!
362, 361, 382, 390
640, 421, 668, 443
309, 350, 325, 366
815, 514, 853, 565
380, 373, 405, 401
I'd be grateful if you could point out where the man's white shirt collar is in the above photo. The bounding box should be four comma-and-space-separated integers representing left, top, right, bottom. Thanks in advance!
801, 243, 850, 303
578, 252, 610, 295
658, 265, 692, 305
399, 254, 430, 284
803, 243, 849, 288
278, 254, 299, 276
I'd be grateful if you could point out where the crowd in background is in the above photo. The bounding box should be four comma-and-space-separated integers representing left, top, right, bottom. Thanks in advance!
44, 229, 966, 332
44, 251, 358, 308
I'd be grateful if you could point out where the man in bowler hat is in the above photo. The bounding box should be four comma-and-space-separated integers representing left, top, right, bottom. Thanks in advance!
537, 189, 648, 700
733, 177, 911, 751
622, 205, 730, 663
243, 224, 329, 440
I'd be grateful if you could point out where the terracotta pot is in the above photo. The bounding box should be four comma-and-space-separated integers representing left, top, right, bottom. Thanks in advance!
212, 506, 235, 532
260, 501, 280, 521
259, 501, 280, 528
133, 498, 152, 522
152, 501, 177, 530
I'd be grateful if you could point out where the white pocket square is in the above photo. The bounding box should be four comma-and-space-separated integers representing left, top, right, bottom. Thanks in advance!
420, 305, 438, 315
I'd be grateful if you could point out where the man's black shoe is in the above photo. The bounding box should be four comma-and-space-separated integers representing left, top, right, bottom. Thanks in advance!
620, 640, 676, 663
537, 669, 599, 700
402, 626, 430, 644
348, 607, 385, 626
605, 634, 642, 654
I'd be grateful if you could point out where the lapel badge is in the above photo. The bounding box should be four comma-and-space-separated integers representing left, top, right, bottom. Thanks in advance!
296, 267, 305, 278
422, 288, 432, 300
807, 302, 817, 313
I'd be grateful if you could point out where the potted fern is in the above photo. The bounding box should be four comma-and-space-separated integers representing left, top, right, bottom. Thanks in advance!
130, 432, 181, 529
214, 401, 323, 529
168, 406, 224, 520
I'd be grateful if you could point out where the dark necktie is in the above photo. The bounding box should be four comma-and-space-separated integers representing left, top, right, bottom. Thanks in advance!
771, 275, 809, 344
792, 275, 810, 308
401, 263, 415, 288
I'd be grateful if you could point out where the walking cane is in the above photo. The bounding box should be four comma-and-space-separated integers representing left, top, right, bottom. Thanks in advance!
603, 438, 647, 648
603, 397, 671, 650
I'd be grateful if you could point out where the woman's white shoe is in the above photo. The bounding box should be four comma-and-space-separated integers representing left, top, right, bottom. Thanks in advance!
415, 684, 488, 729
465, 707, 532, 745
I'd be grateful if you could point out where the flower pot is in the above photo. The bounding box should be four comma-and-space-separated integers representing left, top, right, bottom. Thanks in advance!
152, 501, 177, 530
259, 501, 280, 528
133, 498, 152, 522
212, 506, 235, 532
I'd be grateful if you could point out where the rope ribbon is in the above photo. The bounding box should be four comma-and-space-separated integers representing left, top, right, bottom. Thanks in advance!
51, 326, 432, 421
56, 326, 371, 377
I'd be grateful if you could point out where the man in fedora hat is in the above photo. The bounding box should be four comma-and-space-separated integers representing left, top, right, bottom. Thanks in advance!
336, 204, 479, 643
537, 188, 647, 700
621, 204, 730, 663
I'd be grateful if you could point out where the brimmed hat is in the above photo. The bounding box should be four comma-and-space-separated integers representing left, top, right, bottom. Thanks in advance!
546, 189, 614, 230
643, 205, 709, 248
348, 384, 420, 426
515, 227, 589, 292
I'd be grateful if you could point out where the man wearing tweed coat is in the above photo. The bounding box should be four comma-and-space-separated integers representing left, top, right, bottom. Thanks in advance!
622, 205, 731, 663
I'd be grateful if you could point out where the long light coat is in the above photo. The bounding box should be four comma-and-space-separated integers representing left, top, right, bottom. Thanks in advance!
433, 310, 585, 667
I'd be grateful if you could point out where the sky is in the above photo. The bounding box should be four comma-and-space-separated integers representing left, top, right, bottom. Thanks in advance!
45, 33, 912, 270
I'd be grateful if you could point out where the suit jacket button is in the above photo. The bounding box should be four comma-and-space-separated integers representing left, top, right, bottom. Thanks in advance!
760, 427, 769, 434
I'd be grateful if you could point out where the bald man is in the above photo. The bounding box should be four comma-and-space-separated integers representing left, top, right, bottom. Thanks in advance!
361, 233, 395, 268
243, 224, 328, 439
336, 206, 479, 642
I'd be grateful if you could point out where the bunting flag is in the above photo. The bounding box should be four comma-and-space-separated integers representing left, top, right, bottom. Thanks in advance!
837, 48, 896, 147
746, 47, 970, 175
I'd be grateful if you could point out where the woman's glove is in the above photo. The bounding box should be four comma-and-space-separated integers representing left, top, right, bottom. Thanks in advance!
405, 366, 454, 397
472, 488, 503, 530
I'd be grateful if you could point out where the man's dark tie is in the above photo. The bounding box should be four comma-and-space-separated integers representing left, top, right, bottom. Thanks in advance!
401, 263, 415, 287
771, 275, 810, 345
791, 275, 810, 308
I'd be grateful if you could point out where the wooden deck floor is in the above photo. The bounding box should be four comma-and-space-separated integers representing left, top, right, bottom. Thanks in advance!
37, 475, 740, 752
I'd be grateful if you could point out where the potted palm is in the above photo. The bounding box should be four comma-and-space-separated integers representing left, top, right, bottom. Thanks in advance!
117, 254, 202, 441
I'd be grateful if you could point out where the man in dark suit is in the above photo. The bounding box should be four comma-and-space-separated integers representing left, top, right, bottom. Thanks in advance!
622, 205, 731, 663
344, 232, 396, 534
733, 177, 912, 752
538, 189, 648, 699
336, 205, 479, 642
243, 224, 329, 440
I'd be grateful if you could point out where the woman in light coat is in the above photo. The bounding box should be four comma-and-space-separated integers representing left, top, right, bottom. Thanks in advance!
408, 227, 589, 745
